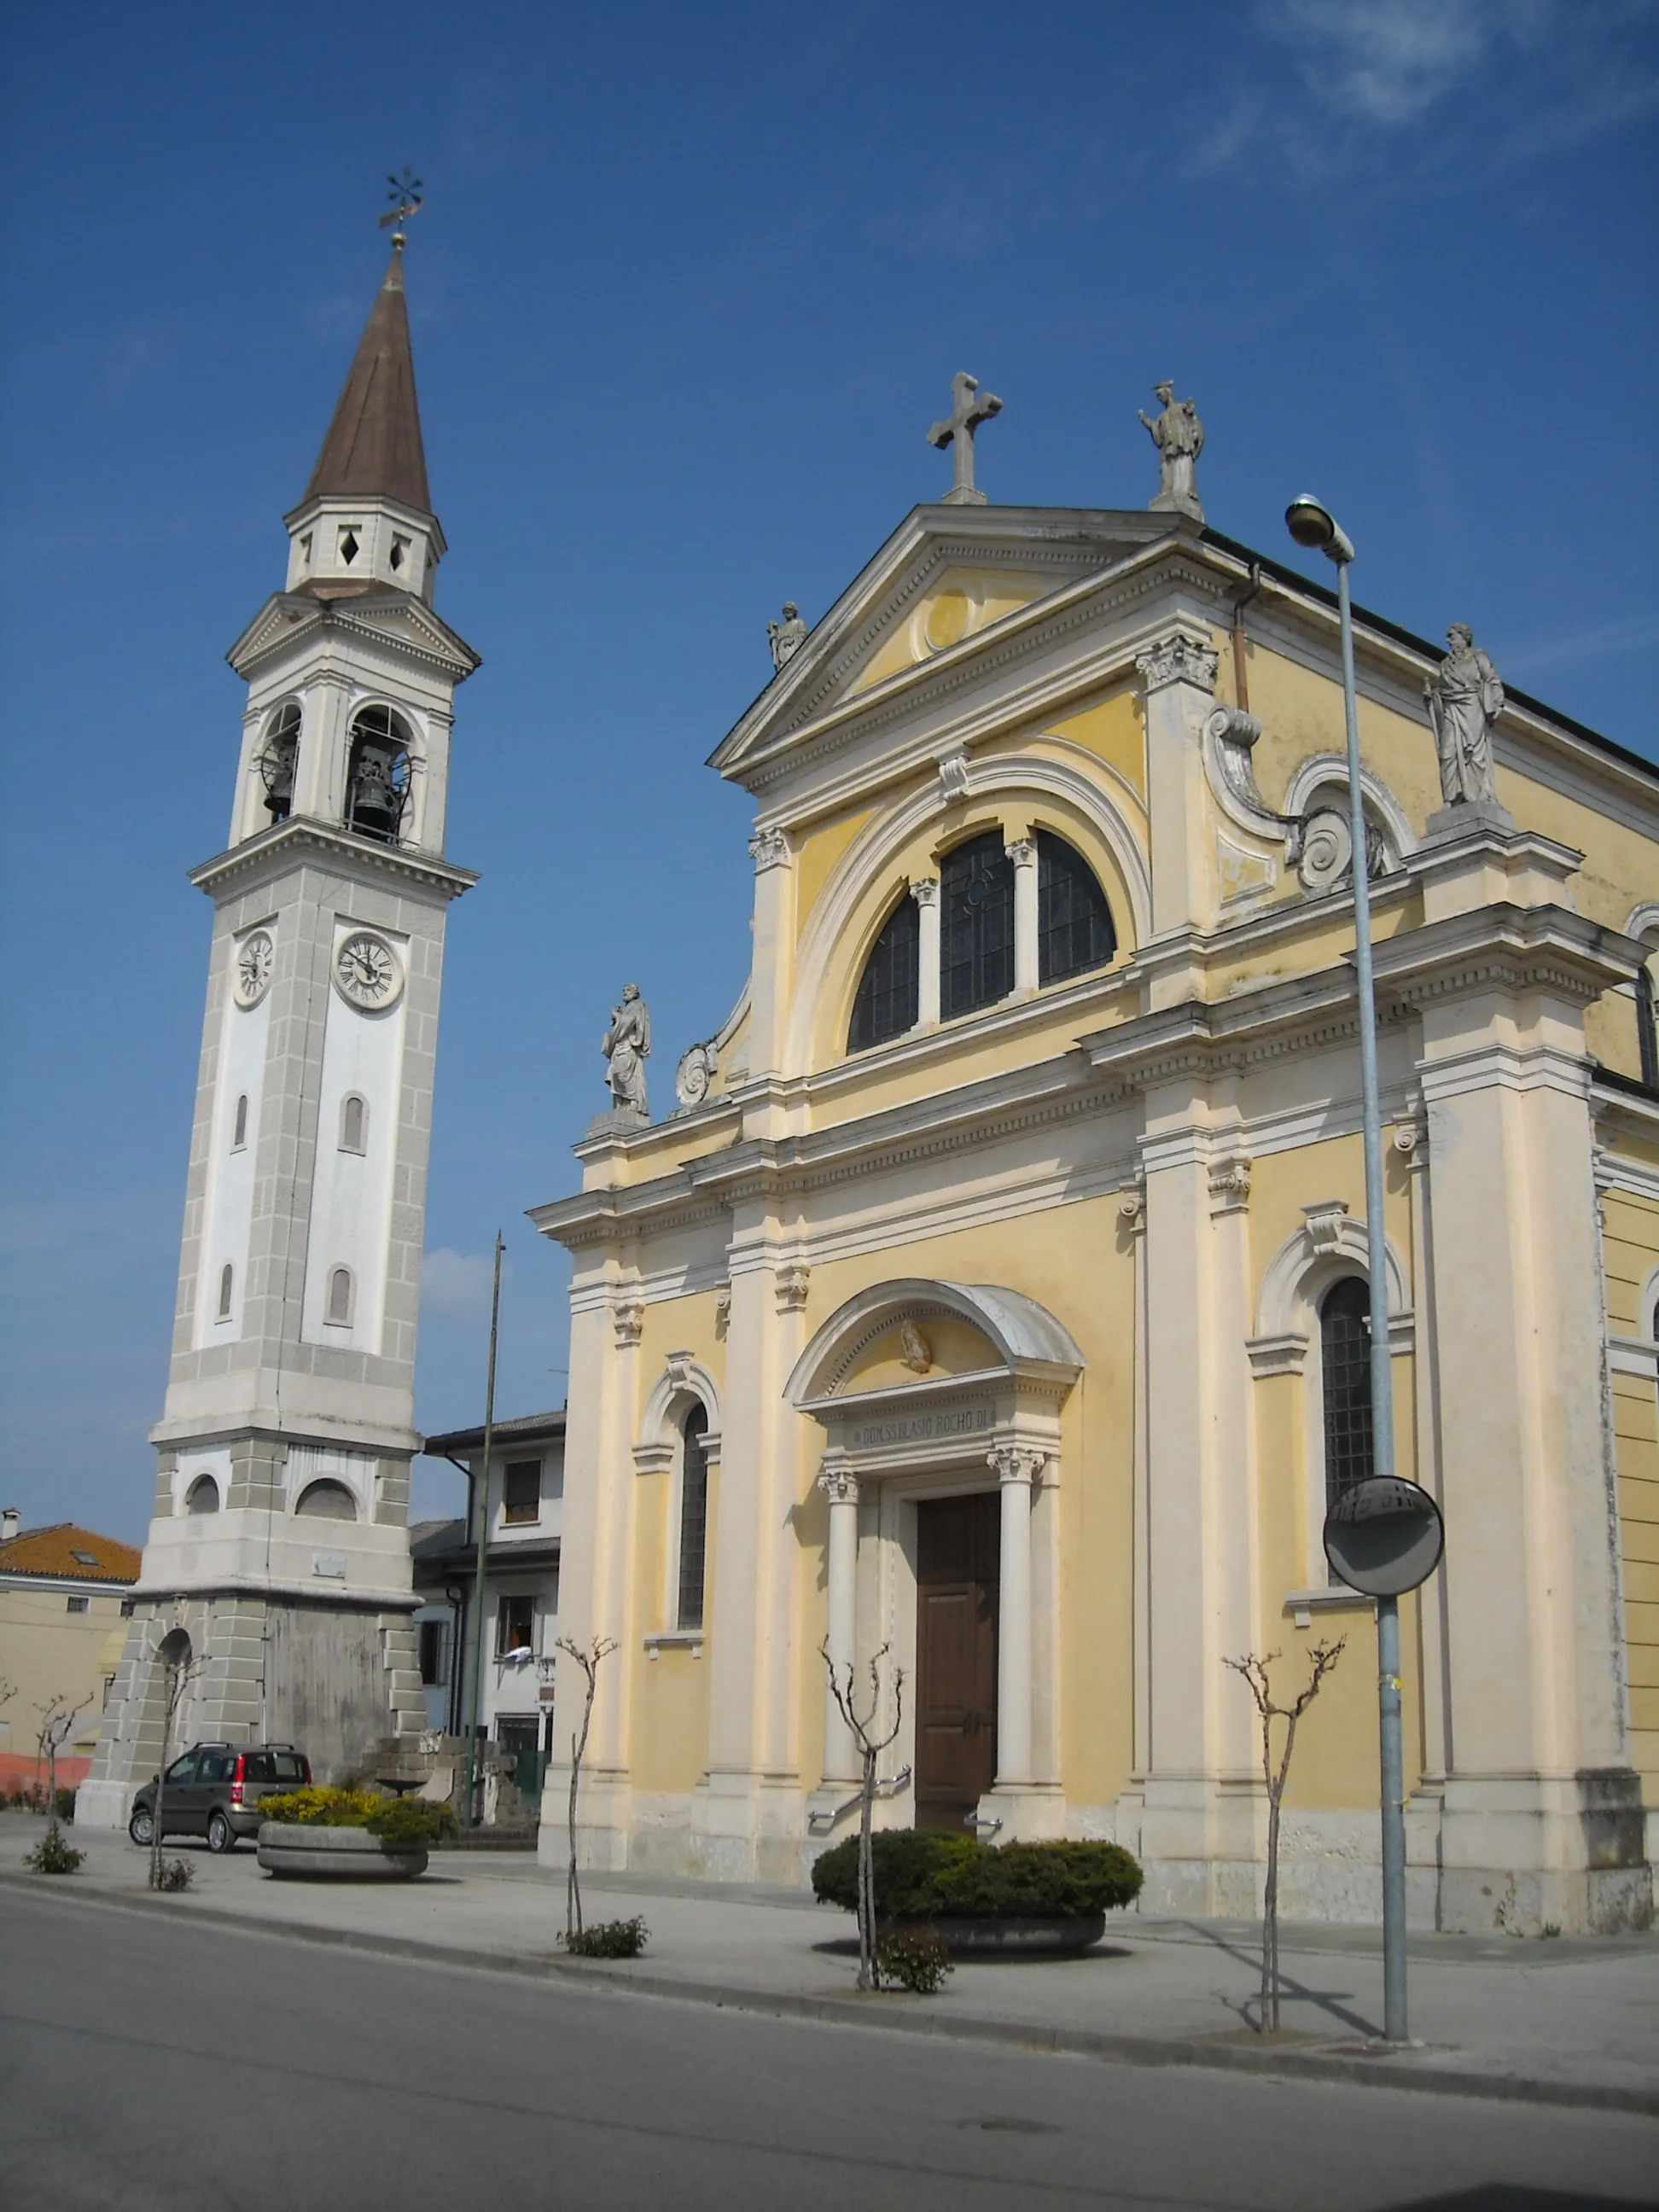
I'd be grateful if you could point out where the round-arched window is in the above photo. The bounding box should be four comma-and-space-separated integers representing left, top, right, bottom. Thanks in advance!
1319, 1277, 1375, 1509
184, 1475, 220, 1515
847, 891, 920, 1052
343, 706, 412, 845
1036, 831, 1115, 984
257, 702, 301, 823
294, 1479, 358, 1522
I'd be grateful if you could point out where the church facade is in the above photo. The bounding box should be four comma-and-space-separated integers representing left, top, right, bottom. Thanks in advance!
80, 236, 477, 1822
533, 445, 1659, 1934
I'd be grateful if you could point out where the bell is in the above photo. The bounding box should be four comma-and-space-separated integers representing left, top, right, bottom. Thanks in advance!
347, 741, 402, 841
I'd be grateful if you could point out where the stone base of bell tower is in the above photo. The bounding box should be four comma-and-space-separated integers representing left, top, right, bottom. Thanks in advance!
78, 1592, 425, 1829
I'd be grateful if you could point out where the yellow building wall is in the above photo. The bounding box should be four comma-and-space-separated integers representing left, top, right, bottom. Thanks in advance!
0, 1586, 127, 1777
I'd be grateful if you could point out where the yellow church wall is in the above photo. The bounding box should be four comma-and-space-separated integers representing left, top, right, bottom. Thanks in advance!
1279, 1592, 1423, 1812
793, 803, 878, 946
840, 1317, 1002, 1395
1244, 649, 1443, 832
794, 1477, 833, 1794
1043, 688, 1147, 805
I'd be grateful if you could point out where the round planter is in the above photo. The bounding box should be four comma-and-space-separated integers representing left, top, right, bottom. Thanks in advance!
889, 1910, 1107, 1957
257, 1822, 428, 1881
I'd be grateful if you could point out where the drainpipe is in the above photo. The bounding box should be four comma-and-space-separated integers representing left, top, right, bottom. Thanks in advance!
1231, 561, 1263, 712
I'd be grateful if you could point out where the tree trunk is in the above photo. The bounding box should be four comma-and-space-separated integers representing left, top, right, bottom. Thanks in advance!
566, 1734, 583, 1941
1262, 1786, 1282, 2032
857, 1744, 876, 1991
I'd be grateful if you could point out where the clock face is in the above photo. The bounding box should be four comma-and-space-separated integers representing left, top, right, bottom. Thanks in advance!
333, 929, 403, 1010
233, 929, 274, 1008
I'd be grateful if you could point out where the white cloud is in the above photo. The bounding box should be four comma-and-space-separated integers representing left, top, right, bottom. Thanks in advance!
419, 1247, 501, 1316
1268, 0, 1511, 126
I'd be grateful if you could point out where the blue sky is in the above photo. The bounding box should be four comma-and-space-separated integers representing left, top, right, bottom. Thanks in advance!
2, 1, 1655, 1542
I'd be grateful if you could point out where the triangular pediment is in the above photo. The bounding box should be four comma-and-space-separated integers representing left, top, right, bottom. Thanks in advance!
711, 503, 1191, 786
227, 588, 480, 681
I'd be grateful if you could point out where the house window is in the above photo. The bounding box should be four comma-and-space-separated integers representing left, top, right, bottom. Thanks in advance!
496, 1592, 535, 1656
848, 891, 919, 1051
340, 1094, 368, 1152
233, 1094, 249, 1150
326, 1266, 353, 1326
678, 1406, 709, 1632
418, 1618, 448, 1685
217, 1263, 234, 1320
67, 1595, 90, 1615
503, 1459, 541, 1525
1320, 1277, 1375, 1508
940, 831, 1015, 1019
1037, 831, 1116, 984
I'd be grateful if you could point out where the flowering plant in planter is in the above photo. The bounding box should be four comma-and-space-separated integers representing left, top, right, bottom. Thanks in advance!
812, 1831, 1143, 1921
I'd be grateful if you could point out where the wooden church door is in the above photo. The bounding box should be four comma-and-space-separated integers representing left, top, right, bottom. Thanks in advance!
914, 1493, 1000, 1833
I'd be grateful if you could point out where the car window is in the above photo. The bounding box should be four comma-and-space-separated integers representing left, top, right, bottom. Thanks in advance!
198, 1751, 234, 1784
244, 1752, 273, 1783
271, 1753, 306, 1782
165, 1752, 198, 1784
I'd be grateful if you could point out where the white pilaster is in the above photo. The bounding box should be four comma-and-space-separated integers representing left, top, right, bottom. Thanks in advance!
746, 830, 795, 1080
1136, 629, 1220, 946
991, 1445, 1039, 1787
911, 876, 940, 1028
1007, 837, 1039, 995
818, 1464, 861, 1784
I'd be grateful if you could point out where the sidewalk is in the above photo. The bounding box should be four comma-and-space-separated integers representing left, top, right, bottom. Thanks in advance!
7, 1813, 1656, 2114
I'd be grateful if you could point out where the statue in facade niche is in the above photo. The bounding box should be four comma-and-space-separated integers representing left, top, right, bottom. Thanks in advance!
768, 602, 808, 672
602, 983, 650, 1116
1425, 625, 1504, 806
1139, 381, 1204, 518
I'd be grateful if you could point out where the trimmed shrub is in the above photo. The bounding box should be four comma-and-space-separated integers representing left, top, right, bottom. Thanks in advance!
155, 1856, 195, 1892
812, 1831, 1143, 1920
55, 1788, 76, 1824
876, 1928, 952, 1994
364, 1796, 459, 1849
563, 1916, 649, 1959
26, 1830, 84, 1875
257, 1787, 381, 1827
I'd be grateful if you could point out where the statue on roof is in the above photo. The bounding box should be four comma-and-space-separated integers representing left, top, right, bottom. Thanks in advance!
1425, 625, 1504, 807
768, 602, 808, 672
602, 983, 650, 1118
1139, 381, 1204, 521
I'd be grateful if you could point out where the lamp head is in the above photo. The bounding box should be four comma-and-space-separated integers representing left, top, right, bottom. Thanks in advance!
1285, 496, 1354, 564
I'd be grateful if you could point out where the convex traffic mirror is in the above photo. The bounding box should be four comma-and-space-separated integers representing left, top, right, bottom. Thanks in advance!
1323, 1476, 1444, 1598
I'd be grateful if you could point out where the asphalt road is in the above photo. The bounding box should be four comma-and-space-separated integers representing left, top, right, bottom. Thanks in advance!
2, 1889, 1654, 2212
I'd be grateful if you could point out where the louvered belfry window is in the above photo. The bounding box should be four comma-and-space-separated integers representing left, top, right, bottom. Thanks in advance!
940, 831, 1015, 1019
1320, 1277, 1376, 1507
848, 892, 920, 1051
1037, 831, 1116, 985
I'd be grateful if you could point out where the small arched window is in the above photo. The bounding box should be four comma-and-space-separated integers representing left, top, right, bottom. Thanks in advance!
940, 831, 1015, 1019
184, 1475, 220, 1516
232, 1094, 249, 1150
295, 1479, 357, 1522
256, 701, 300, 823
848, 892, 920, 1052
1320, 1277, 1374, 1509
677, 1406, 709, 1632
1037, 831, 1116, 985
217, 1264, 234, 1320
343, 705, 412, 846
340, 1094, 367, 1153
326, 1266, 353, 1326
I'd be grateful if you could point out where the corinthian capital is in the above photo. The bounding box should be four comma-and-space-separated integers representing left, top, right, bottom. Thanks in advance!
987, 1444, 1045, 1487
817, 1465, 860, 1508
748, 826, 791, 872
1136, 630, 1219, 695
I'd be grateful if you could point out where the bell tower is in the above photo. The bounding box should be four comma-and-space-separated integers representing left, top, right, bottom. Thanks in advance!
80, 232, 480, 1821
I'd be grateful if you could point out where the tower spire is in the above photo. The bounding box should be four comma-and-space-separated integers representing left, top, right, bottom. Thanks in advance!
304, 237, 431, 515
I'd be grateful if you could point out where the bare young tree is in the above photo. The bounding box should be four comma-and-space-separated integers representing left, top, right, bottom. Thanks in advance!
148, 1628, 199, 1894
555, 1633, 617, 1942
34, 1696, 84, 1840
820, 1639, 905, 1993
1224, 1639, 1346, 2033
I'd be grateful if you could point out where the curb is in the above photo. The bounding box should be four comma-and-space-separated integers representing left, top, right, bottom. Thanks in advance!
4, 1872, 1655, 2118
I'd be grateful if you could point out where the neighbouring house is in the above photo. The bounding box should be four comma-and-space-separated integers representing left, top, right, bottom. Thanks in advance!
412, 1410, 565, 1806
0, 1511, 141, 1796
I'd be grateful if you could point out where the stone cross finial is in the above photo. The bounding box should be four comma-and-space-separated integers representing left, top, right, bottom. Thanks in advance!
928, 371, 1002, 505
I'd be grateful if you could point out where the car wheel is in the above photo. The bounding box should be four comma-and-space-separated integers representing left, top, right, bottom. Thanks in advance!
130, 1807, 154, 1847
206, 1810, 237, 1854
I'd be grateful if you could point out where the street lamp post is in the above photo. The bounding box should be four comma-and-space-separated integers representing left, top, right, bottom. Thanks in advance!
1284, 498, 1409, 2045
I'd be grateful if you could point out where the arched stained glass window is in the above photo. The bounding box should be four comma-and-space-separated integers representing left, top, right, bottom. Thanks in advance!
1320, 1277, 1374, 1509
1037, 831, 1116, 985
678, 1407, 709, 1632
940, 831, 1014, 1019
848, 892, 919, 1052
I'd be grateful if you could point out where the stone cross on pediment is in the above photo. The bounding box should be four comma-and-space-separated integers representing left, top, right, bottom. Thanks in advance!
928, 371, 1002, 505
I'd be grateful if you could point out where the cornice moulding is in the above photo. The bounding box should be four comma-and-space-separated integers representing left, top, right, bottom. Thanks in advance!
189, 819, 479, 903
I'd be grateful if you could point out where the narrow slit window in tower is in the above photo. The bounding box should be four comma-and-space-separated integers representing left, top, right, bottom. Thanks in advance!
217, 1264, 234, 1320
327, 1266, 353, 1326
232, 1094, 248, 1150
678, 1407, 709, 1632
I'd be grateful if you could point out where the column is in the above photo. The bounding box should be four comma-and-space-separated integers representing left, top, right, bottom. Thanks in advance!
746, 829, 795, 1081
1007, 837, 1039, 994
991, 1446, 1040, 1787
818, 1464, 860, 1784
1135, 629, 1220, 948
911, 876, 940, 1027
